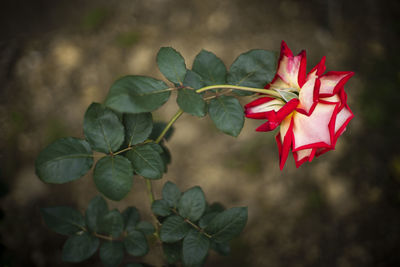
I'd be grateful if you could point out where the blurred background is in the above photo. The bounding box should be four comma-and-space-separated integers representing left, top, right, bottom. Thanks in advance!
0, 0, 399, 266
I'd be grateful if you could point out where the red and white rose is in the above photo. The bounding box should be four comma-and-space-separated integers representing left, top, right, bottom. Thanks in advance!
245, 41, 354, 169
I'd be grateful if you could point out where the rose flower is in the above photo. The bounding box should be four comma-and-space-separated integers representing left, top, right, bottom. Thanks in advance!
245, 41, 354, 170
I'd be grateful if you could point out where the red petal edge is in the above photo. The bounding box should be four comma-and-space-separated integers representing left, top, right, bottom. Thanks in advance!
276, 118, 294, 170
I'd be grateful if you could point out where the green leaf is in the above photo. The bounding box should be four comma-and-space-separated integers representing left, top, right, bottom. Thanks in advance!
100, 241, 124, 267
151, 199, 171, 217
163, 242, 182, 264
35, 138, 93, 184
157, 47, 187, 84
123, 113, 153, 146
211, 241, 230, 256
105, 75, 170, 114
192, 50, 227, 86
124, 230, 149, 257
198, 212, 219, 229
182, 229, 210, 267
85, 195, 108, 233
126, 143, 164, 179
41, 207, 85, 235
149, 122, 174, 141
177, 88, 207, 117
160, 215, 190, 243
206, 202, 225, 213
205, 207, 248, 243
208, 96, 244, 137
83, 103, 125, 153
98, 209, 124, 238
62, 232, 99, 263
122, 207, 140, 233
183, 70, 205, 90
93, 155, 133, 201
159, 143, 172, 172
136, 221, 155, 235
162, 181, 181, 208
227, 49, 277, 96
178, 187, 206, 221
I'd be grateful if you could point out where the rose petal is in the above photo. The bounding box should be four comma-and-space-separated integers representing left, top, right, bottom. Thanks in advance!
320, 94, 340, 104
256, 121, 280, 132
277, 116, 294, 170
293, 148, 315, 168
245, 98, 284, 114
297, 76, 319, 115
246, 98, 298, 131
276, 41, 307, 88
297, 57, 327, 114
292, 102, 338, 151
334, 105, 353, 141
267, 75, 292, 90
319, 71, 354, 96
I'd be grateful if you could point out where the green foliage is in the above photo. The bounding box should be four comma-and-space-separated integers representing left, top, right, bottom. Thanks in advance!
105, 76, 170, 114
178, 186, 206, 221
208, 96, 244, 137
163, 242, 182, 264
151, 199, 172, 217
83, 103, 125, 154
93, 155, 133, 201
35, 138, 93, 184
122, 207, 141, 233
36, 45, 265, 267
177, 88, 207, 117
162, 181, 181, 208
160, 215, 191, 243
154, 181, 248, 266
182, 229, 210, 267
192, 50, 227, 86
159, 143, 172, 172
183, 70, 205, 90
41, 196, 154, 264
123, 113, 153, 146
41, 207, 85, 235
205, 207, 248, 243
126, 143, 165, 179
157, 47, 187, 85
124, 230, 149, 256
85, 195, 108, 233
62, 232, 99, 263
136, 221, 155, 235
211, 241, 230, 255
228, 49, 277, 95
149, 122, 175, 141
100, 241, 124, 267
97, 209, 124, 238
122, 206, 155, 236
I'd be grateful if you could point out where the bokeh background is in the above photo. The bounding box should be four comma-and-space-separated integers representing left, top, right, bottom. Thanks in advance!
0, 0, 399, 266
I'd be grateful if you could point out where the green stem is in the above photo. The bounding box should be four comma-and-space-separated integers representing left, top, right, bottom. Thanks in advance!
145, 108, 185, 245
155, 108, 184, 144
113, 146, 132, 156
195, 84, 281, 98
146, 179, 155, 204
146, 108, 184, 206
184, 218, 212, 238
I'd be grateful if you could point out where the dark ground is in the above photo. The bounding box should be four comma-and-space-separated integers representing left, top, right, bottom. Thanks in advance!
0, 0, 399, 266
